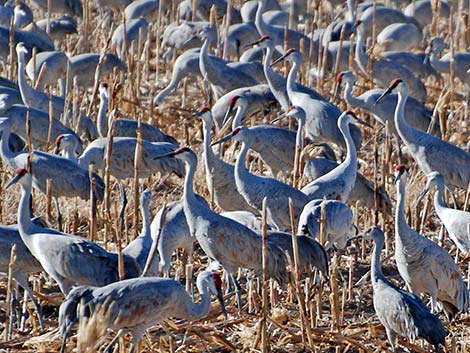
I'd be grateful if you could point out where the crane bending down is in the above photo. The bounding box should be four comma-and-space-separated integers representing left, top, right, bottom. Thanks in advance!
301, 111, 371, 202
375, 79, 470, 192
361, 226, 446, 352
394, 165, 469, 320
155, 147, 288, 309
417, 172, 470, 254
213, 127, 311, 231
62, 264, 226, 353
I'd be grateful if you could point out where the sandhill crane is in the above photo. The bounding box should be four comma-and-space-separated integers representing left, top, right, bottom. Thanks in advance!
355, 21, 427, 102
298, 199, 355, 250
361, 226, 446, 352
0, 26, 54, 60
6, 168, 141, 295
394, 165, 469, 320
112, 18, 149, 59
404, 0, 450, 27
241, 0, 281, 23
376, 23, 422, 53
155, 146, 288, 308
2, 104, 80, 149
221, 94, 300, 177
213, 127, 310, 231
303, 156, 392, 214
1, 118, 103, 227
375, 79, 470, 192
123, 190, 155, 273
0, 219, 47, 331
161, 21, 206, 62
246, 35, 325, 112
125, 0, 162, 21
426, 37, 470, 98
335, 71, 439, 136
192, 107, 258, 213
223, 22, 260, 59
417, 172, 470, 254
53, 133, 83, 163
198, 25, 260, 99
301, 111, 370, 202
68, 264, 226, 353
255, 0, 310, 54
36, 15, 77, 41
69, 53, 126, 89
320, 0, 356, 48
221, 211, 263, 231
97, 82, 177, 144
25, 50, 70, 95
272, 48, 362, 151
380, 51, 439, 79
77, 137, 184, 180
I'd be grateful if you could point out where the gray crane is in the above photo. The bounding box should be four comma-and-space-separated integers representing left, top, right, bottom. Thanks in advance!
394, 165, 469, 320
77, 137, 184, 180
381, 51, 439, 79
417, 171, 470, 254
155, 146, 288, 308
53, 133, 83, 163
298, 199, 356, 251
0, 25, 54, 60
161, 21, 206, 62
30, 0, 82, 16
123, 190, 155, 274
255, 0, 310, 54
213, 127, 311, 231
221, 94, 300, 177
97, 82, 177, 144
64, 264, 226, 353
404, 0, 450, 27
426, 37, 470, 99
0, 219, 47, 331
111, 18, 149, 59
361, 226, 446, 352
335, 70, 439, 136
272, 48, 362, 151
1, 118, 103, 228
192, 107, 258, 213
376, 23, 422, 53
36, 15, 77, 41
6, 168, 141, 295
355, 21, 427, 103
375, 79, 470, 192
198, 25, 260, 99
246, 35, 326, 113
301, 111, 370, 202
125, 0, 162, 21
221, 210, 263, 232
303, 156, 392, 214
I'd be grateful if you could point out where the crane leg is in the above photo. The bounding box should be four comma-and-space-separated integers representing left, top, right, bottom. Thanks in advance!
230, 273, 243, 313
128, 328, 144, 353
104, 329, 125, 353
118, 182, 127, 232
54, 197, 63, 231
19, 280, 44, 332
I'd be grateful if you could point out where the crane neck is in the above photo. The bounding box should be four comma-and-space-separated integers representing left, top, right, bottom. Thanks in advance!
17, 176, 35, 239
140, 200, 151, 238
16, 51, 35, 108
199, 38, 211, 78
232, 106, 245, 129
62, 146, 79, 164
234, 139, 252, 182
97, 93, 109, 138
0, 121, 16, 164
295, 117, 304, 150
182, 157, 199, 207
395, 177, 413, 235
429, 48, 450, 73
370, 236, 385, 284
345, 0, 355, 22
286, 58, 300, 99
255, 0, 271, 37
263, 45, 289, 111
343, 81, 368, 109
338, 119, 356, 167
433, 181, 447, 211
201, 117, 218, 179
394, 88, 415, 144
186, 274, 212, 320
354, 30, 369, 74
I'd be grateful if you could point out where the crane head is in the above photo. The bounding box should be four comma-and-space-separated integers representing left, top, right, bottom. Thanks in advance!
6, 168, 29, 189
271, 48, 296, 67
191, 106, 211, 118
53, 134, 65, 154
356, 226, 384, 243
333, 71, 354, 101
99, 81, 109, 98
207, 272, 227, 320
343, 110, 372, 128
211, 126, 242, 147
271, 105, 304, 124
416, 171, 444, 206
374, 78, 403, 106
153, 146, 192, 160
16, 42, 28, 56
393, 164, 407, 184
244, 35, 271, 49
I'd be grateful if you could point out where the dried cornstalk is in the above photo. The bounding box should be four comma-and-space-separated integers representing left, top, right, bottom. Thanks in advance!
4, 244, 17, 341
260, 196, 269, 353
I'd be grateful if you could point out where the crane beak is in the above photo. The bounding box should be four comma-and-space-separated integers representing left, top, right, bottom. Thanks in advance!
211, 132, 233, 147
416, 187, 429, 206
373, 86, 393, 106
270, 52, 287, 67
222, 104, 235, 128
242, 38, 261, 49
333, 82, 342, 102
393, 171, 403, 184
5, 173, 23, 189
354, 117, 373, 128
191, 110, 205, 118
271, 112, 288, 124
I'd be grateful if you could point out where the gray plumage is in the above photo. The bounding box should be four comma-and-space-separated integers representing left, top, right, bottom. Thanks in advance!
30, 0, 82, 16
7, 169, 140, 295
125, 0, 161, 21
376, 79, 470, 191
25, 50, 70, 94
112, 18, 149, 59
376, 23, 422, 52
394, 165, 469, 320
298, 199, 355, 250
78, 137, 184, 180
363, 226, 446, 352
36, 15, 77, 40
69, 53, 126, 88
419, 172, 470, 254
53, 133, 83, 163
404, 0, 450, 27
